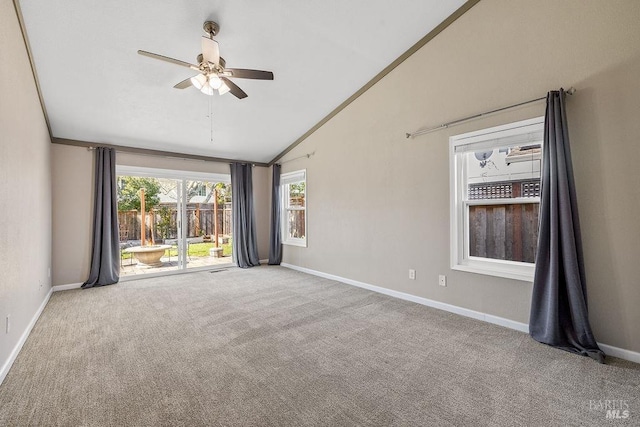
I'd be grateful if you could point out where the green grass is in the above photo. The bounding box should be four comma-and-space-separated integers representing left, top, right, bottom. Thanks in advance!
188, 242, 232, 257
121, 240, 232, 259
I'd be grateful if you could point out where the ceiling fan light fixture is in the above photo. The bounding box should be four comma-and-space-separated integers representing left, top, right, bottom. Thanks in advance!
139, 20, 272, 100
190, 74, 207, 90
191, 74, 222, 95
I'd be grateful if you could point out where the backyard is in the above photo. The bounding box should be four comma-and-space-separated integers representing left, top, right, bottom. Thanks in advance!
120, 241, 232, 260
120, 239, 233, 277
117, 175, 234, 276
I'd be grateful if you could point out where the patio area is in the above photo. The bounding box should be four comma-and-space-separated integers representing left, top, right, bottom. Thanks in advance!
120, 238, 234, 277
120, 252, 233, 276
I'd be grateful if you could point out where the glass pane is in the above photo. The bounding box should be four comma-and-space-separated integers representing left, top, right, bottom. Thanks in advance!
117, 176, 233, 276
287, 210, 306, 239
468, 203, 539, 263
117, 176, 181, 276
288, 182, 305, 208
465, 143, 541, 200
184, 180, 233, 269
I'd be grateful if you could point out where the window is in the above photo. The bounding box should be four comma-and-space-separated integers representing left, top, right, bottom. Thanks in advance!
450, 117, 543, 281
281, 170, 306, 247
195, 183, 207, 197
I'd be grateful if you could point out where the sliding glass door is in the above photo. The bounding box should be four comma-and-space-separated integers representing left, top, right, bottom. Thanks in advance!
116, 166, 232, 278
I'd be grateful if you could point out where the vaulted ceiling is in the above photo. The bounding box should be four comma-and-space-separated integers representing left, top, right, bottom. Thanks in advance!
18, 0, 467, 163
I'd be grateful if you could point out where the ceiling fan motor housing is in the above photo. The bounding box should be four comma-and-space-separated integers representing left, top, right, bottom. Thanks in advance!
197, 54, 225, 69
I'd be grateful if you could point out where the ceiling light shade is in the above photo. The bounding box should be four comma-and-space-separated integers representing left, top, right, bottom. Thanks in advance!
199, 84, 215, 96
190, 74, 207, 90
208, 75, 222, 90
218, 82, 230, 95
190, 74, 221, 95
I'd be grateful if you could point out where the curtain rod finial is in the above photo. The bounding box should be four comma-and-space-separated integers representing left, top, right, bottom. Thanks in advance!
405, 133, 412, 139
566, 87, 576, 95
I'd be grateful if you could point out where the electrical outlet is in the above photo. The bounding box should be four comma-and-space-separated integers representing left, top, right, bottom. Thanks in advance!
6, 315, 10, 334
409, 269, 416, 280
438, 275, 447, 287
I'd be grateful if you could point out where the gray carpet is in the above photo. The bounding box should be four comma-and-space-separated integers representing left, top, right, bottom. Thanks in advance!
0, 266, 638, 426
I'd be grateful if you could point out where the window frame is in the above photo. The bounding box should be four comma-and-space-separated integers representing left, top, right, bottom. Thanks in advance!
449, 117, 544, 282
280, 169, 307, 247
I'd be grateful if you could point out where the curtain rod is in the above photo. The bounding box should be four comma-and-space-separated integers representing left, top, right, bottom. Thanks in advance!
406, 87, 576, 139
58, 137, 269, 167
85, 146, 258, 166
277, 151, 316, 165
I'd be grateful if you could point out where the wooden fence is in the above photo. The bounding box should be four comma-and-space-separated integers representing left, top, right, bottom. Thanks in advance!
288, 210, 306, 239
118, 203, 232, 242
468, 203, 539, 263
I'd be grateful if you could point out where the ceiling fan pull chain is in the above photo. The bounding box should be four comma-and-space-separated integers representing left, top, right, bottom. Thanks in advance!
210, 95, 214, 144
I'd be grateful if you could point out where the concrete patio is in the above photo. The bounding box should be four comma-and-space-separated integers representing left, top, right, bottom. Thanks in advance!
120, 253, 233, 276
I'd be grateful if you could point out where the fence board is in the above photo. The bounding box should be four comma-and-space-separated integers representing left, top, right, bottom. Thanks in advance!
505, 206, 513, 260
469, 203, 539, 263
512, 205, 523, 261
470, 207, 487, 258
493, 207, 506, 260
486, 206, 496, 258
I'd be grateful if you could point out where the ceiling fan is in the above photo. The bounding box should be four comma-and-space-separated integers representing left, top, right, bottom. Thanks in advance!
138, 21, 274, 99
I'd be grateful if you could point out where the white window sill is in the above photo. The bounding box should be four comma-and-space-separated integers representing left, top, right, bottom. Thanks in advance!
283, 239, 307, 248
452, 259, 534, 282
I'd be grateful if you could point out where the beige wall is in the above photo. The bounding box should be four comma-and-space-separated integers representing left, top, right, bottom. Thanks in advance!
280, 0, 640, 352
51, 144, 93, 285
51, 146, 271, 285
0, 0, 52, 371
252, 166, 271, 260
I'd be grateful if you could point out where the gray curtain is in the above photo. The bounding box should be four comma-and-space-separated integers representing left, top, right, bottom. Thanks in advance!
82, 147, 120, 288
268, 164, 282, 264
529, 89, 604, 363
230, 162, 260, 268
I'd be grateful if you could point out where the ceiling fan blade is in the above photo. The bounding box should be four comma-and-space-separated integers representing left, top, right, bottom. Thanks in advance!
173, 77, 194, 89
220, 77, 247, 99
201, 37, 220, 66
225, 69, 274, 80
138, 50, 199, 70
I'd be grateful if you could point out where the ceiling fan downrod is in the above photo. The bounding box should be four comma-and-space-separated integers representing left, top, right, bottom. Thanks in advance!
203, 21, 220, 38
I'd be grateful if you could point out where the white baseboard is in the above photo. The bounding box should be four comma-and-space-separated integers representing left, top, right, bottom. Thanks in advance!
259, 259, 269, 264
280, 263, 639, 363
281, 263, 529, 333
0, 287, 53, 386
52, 282, 83, 292
598, 343, 640, 364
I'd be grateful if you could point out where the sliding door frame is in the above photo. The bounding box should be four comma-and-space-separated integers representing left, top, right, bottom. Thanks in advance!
116, 165, 232, 281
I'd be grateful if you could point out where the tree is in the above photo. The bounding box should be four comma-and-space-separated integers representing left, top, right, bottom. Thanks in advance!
117, 177, 161, 211
156, 206, 174, 240
159, 181, 232, 204
214, 182, 231, 205
289, 182, 305, 206
185, 181, 207, 202
184, 181, 231, 204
